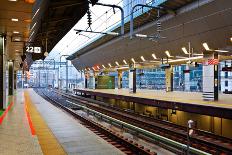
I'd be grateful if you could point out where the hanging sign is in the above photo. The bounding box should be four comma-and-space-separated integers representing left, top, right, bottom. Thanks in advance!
26, 46, 42, 53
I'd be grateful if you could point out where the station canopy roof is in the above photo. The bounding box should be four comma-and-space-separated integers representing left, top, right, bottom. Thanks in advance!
68, 0, 232, 70
24, 0, 99, 70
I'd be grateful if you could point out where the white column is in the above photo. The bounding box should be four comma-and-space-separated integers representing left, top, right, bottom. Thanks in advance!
117, 70, 123, 89
129, 64, 136, 93
165, 66, 173, 92
202, 52, 219, 101
184, 65, 191, 91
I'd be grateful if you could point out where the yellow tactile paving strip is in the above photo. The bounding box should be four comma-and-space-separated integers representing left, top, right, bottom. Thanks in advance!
24, 91, 67, 155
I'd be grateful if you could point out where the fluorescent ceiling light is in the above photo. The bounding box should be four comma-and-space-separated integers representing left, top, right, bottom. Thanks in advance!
117, 66, 129, 70
32, 8, 40, 20
31, 22, 37, 31
11, 18, 18, 22
8, 0, 17, 1
165, 51, 171, 57
135, 34, 148, 38
169, 56, 203, 63
193, 53, 203, 56
202, 43, 210, 51
152, 54, 157, 59
108, 63, 112, 67
140, 56, 145, 62
131, 58, 135, 64
176, 56, 188, 59
14, 38, 20, 41
123, 59, 127, 65
152, 53, 157, 59
115, 61, 119, 66
13, 31, 19, 34
102, 65, 106, 68
214, 50, 229, 53
182, 47, 189, 54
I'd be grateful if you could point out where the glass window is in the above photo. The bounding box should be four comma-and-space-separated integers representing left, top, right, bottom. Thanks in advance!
225, 81, 228, 87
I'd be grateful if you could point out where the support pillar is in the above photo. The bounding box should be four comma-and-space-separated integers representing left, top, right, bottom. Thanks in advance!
84, 71, 88, 89
14, 71, 17, 89
129, 64, 136, 93
202, 52, 218, 101
0, 35, 7, 109
117, 70, 123, 89
184, 65, 191, 91
8, 60, 14, 95
165, 66, 173, 92
66, 61, 68, 92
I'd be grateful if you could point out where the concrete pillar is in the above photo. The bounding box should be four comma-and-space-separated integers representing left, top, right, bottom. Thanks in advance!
184, 65, 191, 91
202, 52, 219, 101
129, 64, 136, 93
165, 66, 173, 92
8, 60, 14, 95
0, 35, 7, 109
117, 70, 123, 89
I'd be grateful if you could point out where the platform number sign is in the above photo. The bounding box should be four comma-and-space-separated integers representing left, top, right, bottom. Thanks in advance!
26, 46, 41, 53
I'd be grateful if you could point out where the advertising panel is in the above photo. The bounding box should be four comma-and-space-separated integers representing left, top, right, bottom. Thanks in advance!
96, 76, 115, 89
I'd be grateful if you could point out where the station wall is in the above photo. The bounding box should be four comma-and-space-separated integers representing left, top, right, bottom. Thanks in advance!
95, 96, 232, 138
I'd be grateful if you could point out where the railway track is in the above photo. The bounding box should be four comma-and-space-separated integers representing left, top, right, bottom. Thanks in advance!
35, 89, 157, 155
51, 89, 232, 155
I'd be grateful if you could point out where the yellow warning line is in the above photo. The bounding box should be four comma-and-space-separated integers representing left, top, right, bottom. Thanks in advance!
24, 91, 67, 155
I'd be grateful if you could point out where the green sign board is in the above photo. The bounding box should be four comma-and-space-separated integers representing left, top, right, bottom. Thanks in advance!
96, 76, 115, 89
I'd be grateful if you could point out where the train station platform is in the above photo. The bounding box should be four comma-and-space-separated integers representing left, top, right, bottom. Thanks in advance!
74, 88, 232, 119
0, 89, 125, 155
26, 89, 125, 155
0, 90, 43, 155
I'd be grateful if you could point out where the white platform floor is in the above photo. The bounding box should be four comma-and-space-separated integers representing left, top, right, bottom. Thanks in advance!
77, 88, 232, 109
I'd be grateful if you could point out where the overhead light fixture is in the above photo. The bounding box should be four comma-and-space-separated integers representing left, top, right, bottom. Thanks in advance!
131, 58, 135, 64
14, 38, 20, 41
182, 47, 189, 54
44, 51, 48, 57
230, 37, 232, 42
115, 61, 119, 66
165, 50, 171, 57
214, 50, 229, 53
32, 8, 40, 20
176, 56, 188, 59
140, 56, 145, 62
202, 43, 210, 51
193, 53, 203, 56
11, 18, 18, 22
8, 0, 17, 2
123, 59, 127, 65
152, 54, 157, 59
13, 31, 19, 34
169, 56, 203, 63
102, 65, 106, 68
30, 22, 37, 31
108, 63, 112, 67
